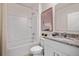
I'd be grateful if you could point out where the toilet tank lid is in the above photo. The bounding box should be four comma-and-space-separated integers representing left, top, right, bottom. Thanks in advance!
31, 46, 43, 51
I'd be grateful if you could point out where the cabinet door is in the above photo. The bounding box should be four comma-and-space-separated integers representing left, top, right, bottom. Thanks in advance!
44, 43, 55, 56
44, 39, 56, 56
44, 39, 68, 56
54, 51, 67, 56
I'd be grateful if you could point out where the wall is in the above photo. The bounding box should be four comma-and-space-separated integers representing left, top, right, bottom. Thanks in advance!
38, 4, 42, 42
41, 3, 57, 12
55, 3, 79, 33
0, 3, 2, 56
41, 3, 52, 12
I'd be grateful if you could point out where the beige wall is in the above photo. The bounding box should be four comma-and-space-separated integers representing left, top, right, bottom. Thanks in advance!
41, 3, 57, 12
0, 3, 2, 56
55, 3, 79, 33
41, 3, 53, 12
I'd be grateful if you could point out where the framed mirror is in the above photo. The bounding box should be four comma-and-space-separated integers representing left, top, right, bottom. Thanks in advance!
41, 7, 53, 31
55, 3, 79, 33
68, 12, 79, 32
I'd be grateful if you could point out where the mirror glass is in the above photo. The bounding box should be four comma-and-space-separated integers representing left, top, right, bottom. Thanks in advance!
55, 3, 79, 33
68, 12, 79, 32
41, 7, 53, 31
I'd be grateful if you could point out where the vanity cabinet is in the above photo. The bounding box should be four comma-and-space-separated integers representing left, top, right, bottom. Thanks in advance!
41, 38, 79, 56
43, 39, 67, 56
44, 44, 66, 56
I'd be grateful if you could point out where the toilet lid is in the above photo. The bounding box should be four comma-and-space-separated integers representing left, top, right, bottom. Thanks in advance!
31, 46, 43, 52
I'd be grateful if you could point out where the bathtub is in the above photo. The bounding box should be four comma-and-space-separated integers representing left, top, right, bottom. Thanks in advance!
7, 42, 39, 56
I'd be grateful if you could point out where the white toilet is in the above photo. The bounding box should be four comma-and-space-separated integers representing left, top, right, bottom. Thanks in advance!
30, 45, 43, 56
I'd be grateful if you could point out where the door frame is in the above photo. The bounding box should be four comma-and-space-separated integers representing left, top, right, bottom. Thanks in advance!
2, 3, 8, 56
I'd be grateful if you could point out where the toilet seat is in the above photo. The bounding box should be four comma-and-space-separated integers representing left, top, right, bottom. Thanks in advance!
30, 45, 43, 54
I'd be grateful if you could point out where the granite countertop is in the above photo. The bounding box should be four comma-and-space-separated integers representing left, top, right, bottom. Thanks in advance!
42, 36, 79, 48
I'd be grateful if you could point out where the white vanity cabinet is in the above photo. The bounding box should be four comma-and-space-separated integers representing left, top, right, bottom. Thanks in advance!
43, 39, 67, 56
42, 38, 79, 56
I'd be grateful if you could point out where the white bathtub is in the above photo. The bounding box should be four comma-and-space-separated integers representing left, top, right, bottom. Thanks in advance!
7, 42, 39, 56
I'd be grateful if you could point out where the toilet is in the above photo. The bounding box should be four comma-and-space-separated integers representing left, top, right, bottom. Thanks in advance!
30, 45, 43, 56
